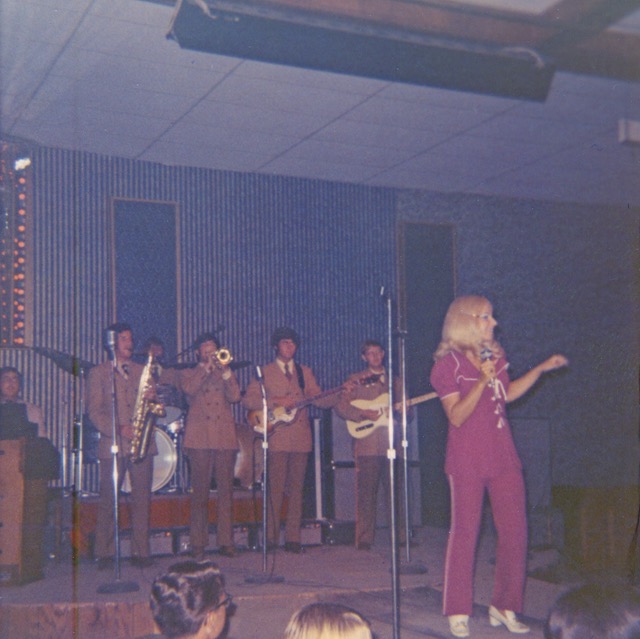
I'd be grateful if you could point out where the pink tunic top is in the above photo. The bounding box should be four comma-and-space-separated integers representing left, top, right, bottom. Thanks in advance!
430, 350, 521, 479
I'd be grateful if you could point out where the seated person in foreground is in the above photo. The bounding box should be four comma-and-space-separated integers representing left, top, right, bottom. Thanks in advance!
284, 602, 373, 639
150, 560, 234, 639
545, 582, 640, 639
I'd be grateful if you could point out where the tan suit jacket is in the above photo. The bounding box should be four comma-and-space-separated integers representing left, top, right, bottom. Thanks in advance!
243, 360, 339, 453
335, 370, 402, 457
181, 364, 241, 450
87, 359, 157, 459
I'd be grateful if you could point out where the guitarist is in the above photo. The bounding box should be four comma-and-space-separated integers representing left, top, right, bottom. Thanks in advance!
335, 340, 406, 551
242, 327, 343, 553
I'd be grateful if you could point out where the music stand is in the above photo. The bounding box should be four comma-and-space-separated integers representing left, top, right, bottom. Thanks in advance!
97, 339, 139, 594
245, 366, 284, 585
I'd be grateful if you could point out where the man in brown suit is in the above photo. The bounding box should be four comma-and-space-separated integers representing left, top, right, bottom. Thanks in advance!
242, 327, 341, 553
182, 333, 241, 558
87, 322, 156, 569
335, 340, 405, 550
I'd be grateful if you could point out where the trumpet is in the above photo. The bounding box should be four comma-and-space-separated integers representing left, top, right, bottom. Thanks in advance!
210, 347, 233, 368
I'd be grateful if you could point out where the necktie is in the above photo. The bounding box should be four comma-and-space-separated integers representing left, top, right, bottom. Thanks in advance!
284, 363, 292, 381
120, 363, 130, 379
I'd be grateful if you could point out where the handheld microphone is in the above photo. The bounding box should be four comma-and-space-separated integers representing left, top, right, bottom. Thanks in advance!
255, 365, 263, 381
480, 347, 495, 389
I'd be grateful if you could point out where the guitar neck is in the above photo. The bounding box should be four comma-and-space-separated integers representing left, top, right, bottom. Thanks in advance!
394, 391, 438, 410
292, 385, 343, 411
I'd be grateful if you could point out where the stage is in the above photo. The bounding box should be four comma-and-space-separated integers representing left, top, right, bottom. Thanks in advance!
0, 517, 572, 639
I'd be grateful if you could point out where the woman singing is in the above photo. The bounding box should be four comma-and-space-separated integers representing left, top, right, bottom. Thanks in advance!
430, 296, 568, 638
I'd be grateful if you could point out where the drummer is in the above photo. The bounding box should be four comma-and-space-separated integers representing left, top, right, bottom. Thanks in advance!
142, 337, 186, 428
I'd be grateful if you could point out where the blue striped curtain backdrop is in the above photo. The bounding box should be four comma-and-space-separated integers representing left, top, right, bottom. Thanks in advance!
0, 144, 398, 485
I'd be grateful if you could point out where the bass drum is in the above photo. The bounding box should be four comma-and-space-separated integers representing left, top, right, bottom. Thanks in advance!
121, 428, 177, 494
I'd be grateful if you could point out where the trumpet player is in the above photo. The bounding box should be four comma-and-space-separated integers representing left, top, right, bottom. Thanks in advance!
181, 333, 241, 559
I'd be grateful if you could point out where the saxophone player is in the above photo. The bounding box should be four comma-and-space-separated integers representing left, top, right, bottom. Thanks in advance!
87, 322, 157, 570
181, 333, 241, 559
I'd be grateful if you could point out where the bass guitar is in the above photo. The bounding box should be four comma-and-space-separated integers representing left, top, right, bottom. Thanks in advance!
248, 374, 381, 435
346, 391, 438, 439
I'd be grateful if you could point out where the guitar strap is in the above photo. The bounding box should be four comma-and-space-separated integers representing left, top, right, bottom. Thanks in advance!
294, 362, 305, 392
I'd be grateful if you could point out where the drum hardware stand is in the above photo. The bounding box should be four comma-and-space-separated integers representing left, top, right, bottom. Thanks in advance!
97, 332, 139, 595
245, 366, 284, 585
397, 329, 427, 576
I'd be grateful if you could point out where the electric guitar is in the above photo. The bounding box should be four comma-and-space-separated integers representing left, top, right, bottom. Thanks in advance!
346, 391, 438, 439
248, 374, 381, 435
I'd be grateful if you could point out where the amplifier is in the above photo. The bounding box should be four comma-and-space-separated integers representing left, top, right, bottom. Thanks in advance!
321, 519, 355, 546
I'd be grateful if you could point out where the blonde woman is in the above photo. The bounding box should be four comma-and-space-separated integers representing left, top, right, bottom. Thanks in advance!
284, 603, 372, 639
430, 296, 568, 638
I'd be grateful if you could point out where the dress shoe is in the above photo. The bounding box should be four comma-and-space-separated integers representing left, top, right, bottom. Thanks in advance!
488, 606, 530, 634
448, 615, 470, 637
284, 542, 303, 554
218, 545, 236, 558
96, 557, 114, 571
356, 542, 371, 551
130, 556, 155, 569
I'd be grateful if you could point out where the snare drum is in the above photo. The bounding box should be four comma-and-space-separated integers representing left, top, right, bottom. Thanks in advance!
121, 428, 177, 494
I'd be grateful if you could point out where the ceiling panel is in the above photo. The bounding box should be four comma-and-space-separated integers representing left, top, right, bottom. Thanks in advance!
1, 0, 638, 206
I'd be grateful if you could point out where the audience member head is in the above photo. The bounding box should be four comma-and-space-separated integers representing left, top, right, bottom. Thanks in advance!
545, 582, 640, 639
284, 603, 372, 639
150, 560, 232, 639
0, 366, 22, 401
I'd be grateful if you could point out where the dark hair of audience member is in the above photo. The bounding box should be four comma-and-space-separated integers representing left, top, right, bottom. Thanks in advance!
150, 560, 227, 639
545, 582, 640, 639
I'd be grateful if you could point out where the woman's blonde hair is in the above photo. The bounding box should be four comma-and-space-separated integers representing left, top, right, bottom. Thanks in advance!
433, 295, 504, 361
284, 603, 372, 639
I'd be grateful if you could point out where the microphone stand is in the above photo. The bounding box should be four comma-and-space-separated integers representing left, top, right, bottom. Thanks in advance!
245, 366, 284, 585
97, 348, 139, 594
382, 288, 401, 639
397, 330, 427, 575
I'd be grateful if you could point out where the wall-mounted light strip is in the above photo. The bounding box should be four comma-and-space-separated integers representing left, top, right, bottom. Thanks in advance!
0, 143, 30, 345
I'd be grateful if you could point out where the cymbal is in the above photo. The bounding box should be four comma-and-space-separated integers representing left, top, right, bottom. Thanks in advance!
32, 346, 95, 376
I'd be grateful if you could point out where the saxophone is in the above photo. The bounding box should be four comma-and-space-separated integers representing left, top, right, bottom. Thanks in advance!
129, 354, 166, 462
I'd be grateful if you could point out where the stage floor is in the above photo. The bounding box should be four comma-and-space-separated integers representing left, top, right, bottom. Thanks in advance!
0, 524, 575, 639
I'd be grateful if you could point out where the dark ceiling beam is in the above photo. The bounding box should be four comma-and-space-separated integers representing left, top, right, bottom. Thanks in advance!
536, 0, 640, 80
168, 0, 556, 101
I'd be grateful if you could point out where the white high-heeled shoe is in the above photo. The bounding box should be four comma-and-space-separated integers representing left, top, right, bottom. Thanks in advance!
449, 614, 470, 637
488, 606, 530, 634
